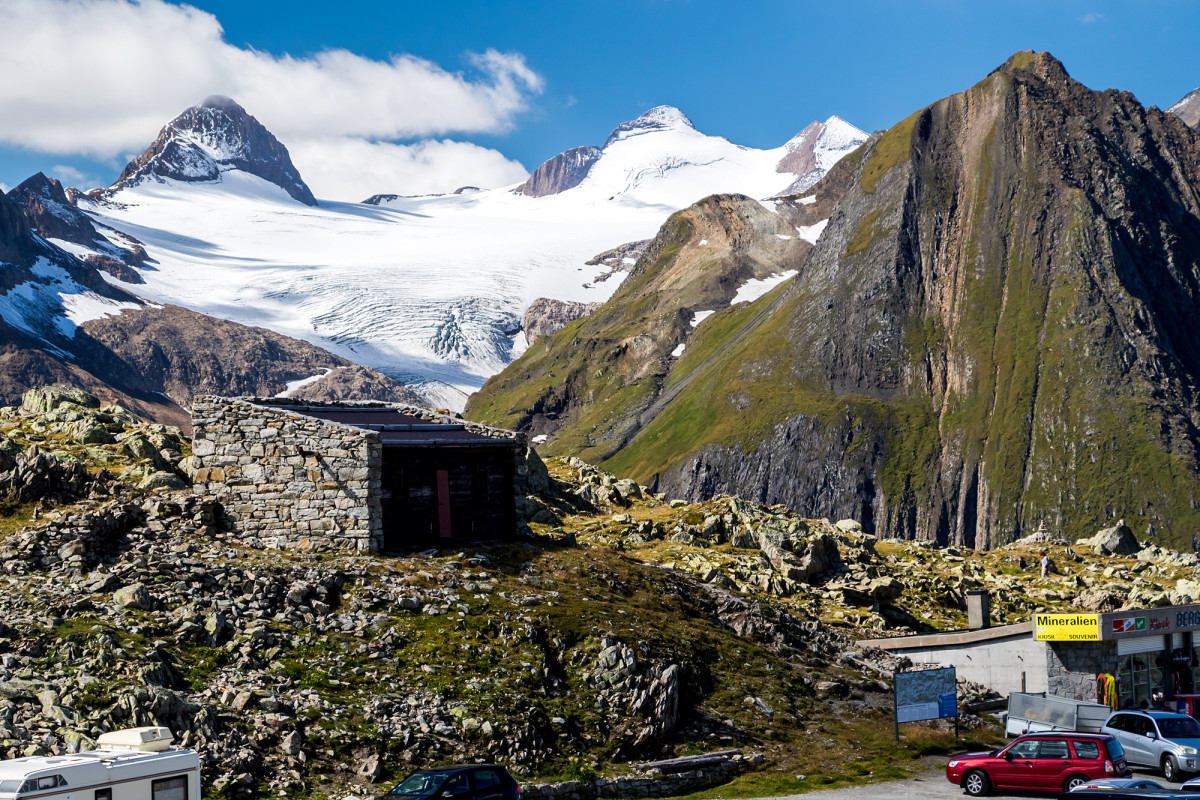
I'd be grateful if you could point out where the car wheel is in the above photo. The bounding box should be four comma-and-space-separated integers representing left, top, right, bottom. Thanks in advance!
963, 770, 990, 797
1164, 755, 1179, 782
1062, 775, 1087, 792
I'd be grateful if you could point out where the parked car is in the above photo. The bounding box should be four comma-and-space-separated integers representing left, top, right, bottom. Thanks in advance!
384, 766, 520, 800
946, 732, 1130, 796
1102, 710, 1200, 781
1058, 787, 1200, 799
1066, 778, 1166, 791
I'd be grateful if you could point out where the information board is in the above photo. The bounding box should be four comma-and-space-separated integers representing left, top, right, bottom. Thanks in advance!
894, 666, 957, 737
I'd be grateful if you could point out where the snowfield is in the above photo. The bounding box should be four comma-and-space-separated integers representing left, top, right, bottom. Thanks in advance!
82, 108, 866, 409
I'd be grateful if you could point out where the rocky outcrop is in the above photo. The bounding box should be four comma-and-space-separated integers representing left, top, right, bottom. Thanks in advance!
523, 299, 601, 345
1169, 87, 1200, 129
514, 147, 602, 197
106, 96, 317, 206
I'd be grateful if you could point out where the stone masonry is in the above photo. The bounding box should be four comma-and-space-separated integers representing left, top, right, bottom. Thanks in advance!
190, 396, 529, 551
191, 396, 382, 550
1046, 641, 1116, 700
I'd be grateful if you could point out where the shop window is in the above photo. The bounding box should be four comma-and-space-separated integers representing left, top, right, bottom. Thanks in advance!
1118, 651, 1165, 709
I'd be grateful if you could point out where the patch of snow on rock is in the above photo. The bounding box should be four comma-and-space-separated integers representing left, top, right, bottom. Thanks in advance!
798, 195, 816, 205
670, 342, 686, 357
275, 369, 334, 397
691, 310, 715, 328
796, 219, 828, 244
730, 270, 798, 306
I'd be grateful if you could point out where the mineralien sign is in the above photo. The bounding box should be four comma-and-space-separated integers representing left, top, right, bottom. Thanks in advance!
1035, 613, 1101, 641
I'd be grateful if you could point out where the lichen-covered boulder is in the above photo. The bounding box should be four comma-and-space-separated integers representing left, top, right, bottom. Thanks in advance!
21, 386, 100, 414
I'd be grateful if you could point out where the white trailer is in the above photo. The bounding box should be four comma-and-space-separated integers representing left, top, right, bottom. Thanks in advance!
1005, 692, 1113, 736
0, 728, 200, 800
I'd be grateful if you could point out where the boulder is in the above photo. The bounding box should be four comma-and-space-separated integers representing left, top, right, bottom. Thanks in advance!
1078, 520, 1140, 556
113, 583, 154, 610
139, 471, 187, 491
21, 386, 100, 414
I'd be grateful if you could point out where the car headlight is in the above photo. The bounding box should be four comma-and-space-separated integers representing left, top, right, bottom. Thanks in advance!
947, 761, 959, 768
1183, 746, 1199, 755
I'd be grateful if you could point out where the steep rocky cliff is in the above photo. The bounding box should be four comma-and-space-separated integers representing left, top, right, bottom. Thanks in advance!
514, 146, 602, 197
471, 52, 1200, 550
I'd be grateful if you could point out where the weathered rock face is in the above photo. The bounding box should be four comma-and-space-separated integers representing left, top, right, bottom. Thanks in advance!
523, 298, 601, 346
472, 51, 1200, 550
106, 95, 317, 206
514, 146, 602, 197
1169, 87, 1200, 130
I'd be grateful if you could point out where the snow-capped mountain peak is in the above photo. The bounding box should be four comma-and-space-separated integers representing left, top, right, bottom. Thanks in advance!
108, 96, 317, 206
603, 105, 697, 147
775, 115, 869, 194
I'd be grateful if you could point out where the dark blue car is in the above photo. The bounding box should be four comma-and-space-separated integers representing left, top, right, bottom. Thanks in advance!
384, 766, 520, 800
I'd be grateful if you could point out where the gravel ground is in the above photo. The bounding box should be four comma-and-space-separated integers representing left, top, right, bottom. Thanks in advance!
755, 765, 1183, 799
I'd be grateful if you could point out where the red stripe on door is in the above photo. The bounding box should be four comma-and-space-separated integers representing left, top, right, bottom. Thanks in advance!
437, 469, 452, 538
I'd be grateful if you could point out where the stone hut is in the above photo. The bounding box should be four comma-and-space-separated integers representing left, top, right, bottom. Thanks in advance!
190, 396, 528, 550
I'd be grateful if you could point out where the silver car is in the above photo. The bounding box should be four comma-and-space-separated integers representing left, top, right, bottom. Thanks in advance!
1101, 710, 1200, 782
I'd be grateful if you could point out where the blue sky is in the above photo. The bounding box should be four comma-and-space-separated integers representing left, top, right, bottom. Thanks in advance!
1, 0, 1198, 199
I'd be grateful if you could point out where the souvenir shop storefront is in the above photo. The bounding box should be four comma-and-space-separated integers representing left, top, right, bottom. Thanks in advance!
1037, 605, 1200, 711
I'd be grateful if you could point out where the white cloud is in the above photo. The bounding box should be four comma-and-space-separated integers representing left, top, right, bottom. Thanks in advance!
51, 165, 86, 182
1079, 12, 1106, 24
290, 138, 529, 201
0, 0, 544, 158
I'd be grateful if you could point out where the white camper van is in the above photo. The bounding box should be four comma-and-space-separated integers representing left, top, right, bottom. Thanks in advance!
0, 728, 200, 800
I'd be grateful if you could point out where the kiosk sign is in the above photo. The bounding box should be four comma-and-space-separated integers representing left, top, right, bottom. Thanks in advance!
1035, 613, 1100, 641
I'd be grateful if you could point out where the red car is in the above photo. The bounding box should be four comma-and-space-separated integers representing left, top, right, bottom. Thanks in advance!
946, 732, 1130, 796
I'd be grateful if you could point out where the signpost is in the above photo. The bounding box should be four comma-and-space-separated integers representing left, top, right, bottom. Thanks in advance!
894, 666, 958, 741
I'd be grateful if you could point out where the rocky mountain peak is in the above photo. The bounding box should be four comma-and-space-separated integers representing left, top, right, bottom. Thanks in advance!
991, 50, 1071, 83
603, 105, 696, 148
110, 96, 317, 206
1169, 87, 1200, 130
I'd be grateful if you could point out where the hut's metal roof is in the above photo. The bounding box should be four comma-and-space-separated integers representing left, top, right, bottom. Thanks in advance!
286, 406, 516, 447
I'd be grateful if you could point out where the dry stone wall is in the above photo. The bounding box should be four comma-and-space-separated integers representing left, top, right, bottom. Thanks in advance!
191, 397, 382, 550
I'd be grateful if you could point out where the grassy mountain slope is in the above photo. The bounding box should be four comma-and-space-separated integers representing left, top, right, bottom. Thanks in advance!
471, 51, 1200, 550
